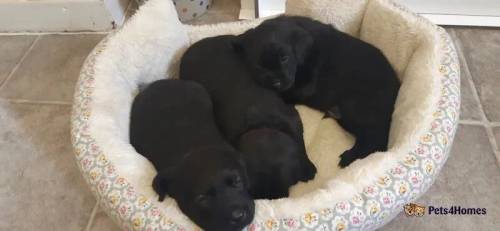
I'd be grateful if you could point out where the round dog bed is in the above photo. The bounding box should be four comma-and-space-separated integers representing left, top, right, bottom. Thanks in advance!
71, 0, 460, 230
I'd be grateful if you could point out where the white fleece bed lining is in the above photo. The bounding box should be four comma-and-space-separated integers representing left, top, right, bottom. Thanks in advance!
87, 0, 442, 227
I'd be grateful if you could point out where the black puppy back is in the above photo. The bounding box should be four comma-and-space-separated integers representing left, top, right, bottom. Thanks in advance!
130, 79, 225, 169
180, 35, 317, 193
237, 16, 401, 167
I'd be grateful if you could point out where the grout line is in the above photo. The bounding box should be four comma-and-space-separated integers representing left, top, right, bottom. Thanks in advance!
0, 31, 110, 36
458, 120, 484, 126
0, 35, 40, 90
485, 127, 500, 162
450, 29, 500, 163
459, 119, 500, 127
482, 124, 500, 165
84, 202, 99, 231
0, 34, 72, 107
0, 98, 72, 106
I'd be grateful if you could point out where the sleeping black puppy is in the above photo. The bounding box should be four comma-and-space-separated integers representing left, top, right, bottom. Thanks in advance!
237, 128, 305, 199
179, 35, 317, 198
235, 16, 401, 168
130, 79, 254, 231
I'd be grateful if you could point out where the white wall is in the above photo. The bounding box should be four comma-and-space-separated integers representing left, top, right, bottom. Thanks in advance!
397, 0, 500, 26
0, 0, 130, 32
252, 0, 500, 27
257, 0, 285, 18
398, 0, 500, 16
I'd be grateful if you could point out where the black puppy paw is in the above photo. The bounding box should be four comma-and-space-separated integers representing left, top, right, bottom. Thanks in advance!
269, 190, 290, 199
300, 161, 317, 181
338, 150, 358, 168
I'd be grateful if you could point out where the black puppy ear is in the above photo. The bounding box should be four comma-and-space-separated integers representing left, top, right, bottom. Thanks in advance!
290, 29, 313, 64
152, 168, 174, 202
231, 29, 255, 53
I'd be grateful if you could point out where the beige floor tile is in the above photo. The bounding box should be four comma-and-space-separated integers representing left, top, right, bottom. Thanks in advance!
89, 207, 121, 231
0, 34, 104, 103
447, 30, 483, 121
454, 27, 500, 122
459, 71, 483, 121
0, 102, 95, 230
382, 124, 500, 230
0, 36, 36, 85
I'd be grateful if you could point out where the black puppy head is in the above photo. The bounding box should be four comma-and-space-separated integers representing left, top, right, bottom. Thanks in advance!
234, 23, 313, 92
153, 148, 254, 231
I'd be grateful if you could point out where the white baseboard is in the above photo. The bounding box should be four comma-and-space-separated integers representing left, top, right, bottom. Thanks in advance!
0, 0, 129, 33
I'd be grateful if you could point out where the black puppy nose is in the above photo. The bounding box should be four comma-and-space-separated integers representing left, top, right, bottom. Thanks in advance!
231, 209, 247, 222
272, 81, 282, 89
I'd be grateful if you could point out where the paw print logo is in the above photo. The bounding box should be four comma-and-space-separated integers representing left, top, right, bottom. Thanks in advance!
404, 203, 426, 217
414, 205, 426, 216
404, 203, 415, 216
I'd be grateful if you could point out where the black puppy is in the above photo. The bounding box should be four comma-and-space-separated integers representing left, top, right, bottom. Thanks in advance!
236, 16, 401, 167
130, 79, 254, 231
179, 35, 317, 198
237, 128, 306, 199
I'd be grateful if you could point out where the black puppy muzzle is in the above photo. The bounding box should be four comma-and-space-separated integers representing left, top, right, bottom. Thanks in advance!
230, 208, 248, 225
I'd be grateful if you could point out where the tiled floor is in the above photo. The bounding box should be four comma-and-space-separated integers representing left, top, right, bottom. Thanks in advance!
0, 1, 499, 230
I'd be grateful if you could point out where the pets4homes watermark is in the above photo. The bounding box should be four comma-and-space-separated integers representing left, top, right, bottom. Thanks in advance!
404, 203, 487, 217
